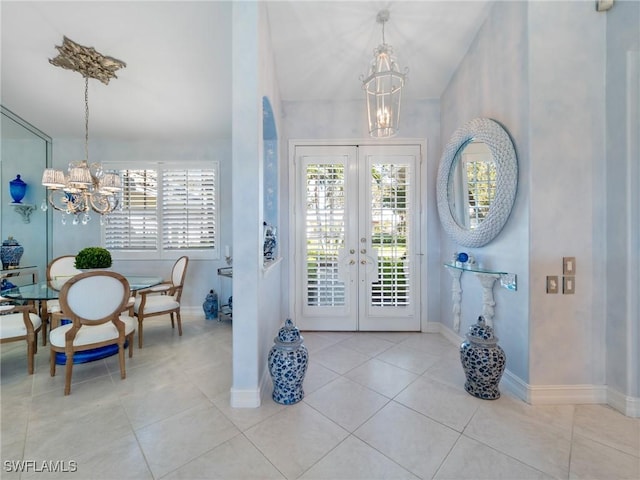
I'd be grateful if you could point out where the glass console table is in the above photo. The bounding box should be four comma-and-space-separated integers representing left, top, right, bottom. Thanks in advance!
443, 263, 516, 332
1, 265, 39, 285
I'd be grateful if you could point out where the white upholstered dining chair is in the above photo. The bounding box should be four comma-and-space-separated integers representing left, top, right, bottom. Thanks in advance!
46, 255, 136, 336
133, 256, 188, 348
0, 303, 42, 374
44, 255, 80, 345
49, 271, 135, 395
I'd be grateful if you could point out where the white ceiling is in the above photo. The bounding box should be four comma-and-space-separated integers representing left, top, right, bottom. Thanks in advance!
1, 1, 492, 142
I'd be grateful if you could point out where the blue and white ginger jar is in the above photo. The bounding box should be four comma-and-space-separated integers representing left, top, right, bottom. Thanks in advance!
1, 237, 24, 270
460, 316, 506, 400
268, 318, 308, 405
202, 289, 219, 320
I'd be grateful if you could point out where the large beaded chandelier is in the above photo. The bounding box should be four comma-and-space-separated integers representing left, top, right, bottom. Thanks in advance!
41, 36, 126, 225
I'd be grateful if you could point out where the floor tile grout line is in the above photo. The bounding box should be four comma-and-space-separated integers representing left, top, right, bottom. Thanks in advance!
236, 430, 290, 480
3, 318, 639, 480
430, 432, 464, 480
116, 390, 156, 480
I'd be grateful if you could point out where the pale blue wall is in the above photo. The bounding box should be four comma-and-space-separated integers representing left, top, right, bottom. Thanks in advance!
441, 0, 636, 403
605, 0, 640, 400
528, 1, 606, 387
440, 0, 530, 382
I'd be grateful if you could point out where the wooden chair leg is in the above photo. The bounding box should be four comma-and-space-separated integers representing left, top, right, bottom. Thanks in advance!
128, 333, 134, 358
176, 311, 183, 336
118, 343, 126, 380
50, 349, 56, 377
170, 313, 175, 328
64, 355, 73, 396
137, 317, 144, 348
27, 338, 35, 375
41, 319, 47, 347
41, 301, 48, 346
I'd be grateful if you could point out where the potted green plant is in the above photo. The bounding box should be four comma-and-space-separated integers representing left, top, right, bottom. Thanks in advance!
75, 247, 112, 270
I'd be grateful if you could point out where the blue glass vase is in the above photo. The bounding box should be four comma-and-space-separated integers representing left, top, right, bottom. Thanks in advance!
9, 175, 27, 204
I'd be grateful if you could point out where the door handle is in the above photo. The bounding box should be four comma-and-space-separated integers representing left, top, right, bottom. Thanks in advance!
349, 259, 356, 265
360, 249, 366, 254
360, 260, 367, 265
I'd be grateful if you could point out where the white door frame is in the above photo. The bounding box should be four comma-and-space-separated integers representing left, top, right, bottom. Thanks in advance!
287, 138, 427, 331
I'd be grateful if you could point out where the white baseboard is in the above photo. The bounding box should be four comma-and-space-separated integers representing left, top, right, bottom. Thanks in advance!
527, 383, 608, 405
607, 387, 640, 417
230, 387, 261, 408
229, 366, 271, 409
500, 369, 530, 402
433, 322, 463, 345
422, 321, 443, 334
434, 322, 639, 417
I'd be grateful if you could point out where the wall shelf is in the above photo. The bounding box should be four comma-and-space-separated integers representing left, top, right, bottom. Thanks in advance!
10, 203, 36, 223
443, 263, 517, 331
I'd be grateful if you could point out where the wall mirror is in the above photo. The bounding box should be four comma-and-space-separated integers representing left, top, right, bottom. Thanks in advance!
437, 118, 517, 247
1, 106, 53, 281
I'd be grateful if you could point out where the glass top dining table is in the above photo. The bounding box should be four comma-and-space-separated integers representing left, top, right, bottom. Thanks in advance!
2, 275, 164, 301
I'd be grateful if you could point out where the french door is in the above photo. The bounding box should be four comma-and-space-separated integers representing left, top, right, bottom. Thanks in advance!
293, 144, 421, 331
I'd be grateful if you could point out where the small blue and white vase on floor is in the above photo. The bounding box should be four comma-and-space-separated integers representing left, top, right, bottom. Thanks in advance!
202, 289, 219, 320
460, 315, 506, 400
268, 318, 308, 405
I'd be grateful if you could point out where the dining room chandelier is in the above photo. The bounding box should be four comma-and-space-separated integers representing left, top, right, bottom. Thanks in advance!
361, 9, 408, 138
41, 36, 126, 225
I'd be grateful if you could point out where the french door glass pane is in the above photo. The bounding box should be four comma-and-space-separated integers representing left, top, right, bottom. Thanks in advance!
369, 164, 411, 307
304, 163, 346, 307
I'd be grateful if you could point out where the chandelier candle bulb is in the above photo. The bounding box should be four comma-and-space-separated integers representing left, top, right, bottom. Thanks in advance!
377, 108, 390, 128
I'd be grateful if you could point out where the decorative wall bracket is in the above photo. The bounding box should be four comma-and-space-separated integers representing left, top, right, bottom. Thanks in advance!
445, 266, 463, 332
11, 203, 36, 223
474, 272, 499, 326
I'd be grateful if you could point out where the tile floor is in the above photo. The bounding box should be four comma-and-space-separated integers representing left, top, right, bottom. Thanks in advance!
1, 315, 638, 479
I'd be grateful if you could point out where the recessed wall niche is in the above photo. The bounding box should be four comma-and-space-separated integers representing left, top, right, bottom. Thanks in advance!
262, 96, 278, 263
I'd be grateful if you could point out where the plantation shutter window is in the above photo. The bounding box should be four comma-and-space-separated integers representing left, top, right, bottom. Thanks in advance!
162, 168, 217, 250
103, 162, 219, 260
105, 169, 158, 250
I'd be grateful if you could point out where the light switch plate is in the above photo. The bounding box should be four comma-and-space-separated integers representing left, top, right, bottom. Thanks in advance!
563, 276, 575, 294
546, 276, 559, 294
563, 257, 576, 275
